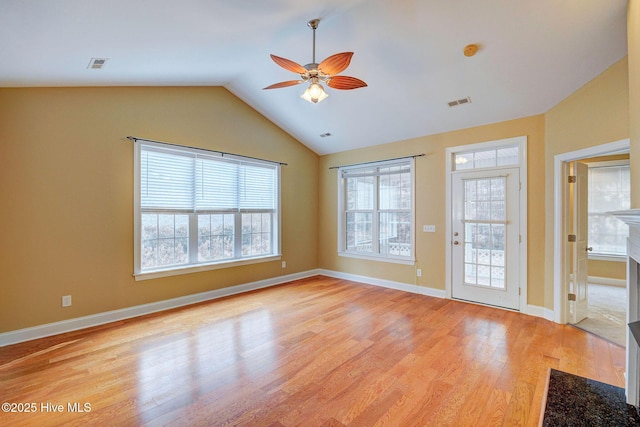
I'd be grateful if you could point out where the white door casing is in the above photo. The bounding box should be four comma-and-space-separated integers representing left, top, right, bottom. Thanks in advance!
451, 168, 520, 310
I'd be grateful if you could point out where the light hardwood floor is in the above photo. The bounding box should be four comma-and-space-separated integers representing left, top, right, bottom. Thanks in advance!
0, 276, 626, 426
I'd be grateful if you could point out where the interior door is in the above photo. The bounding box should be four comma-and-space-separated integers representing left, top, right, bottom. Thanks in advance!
570, 161, 589, 324
451, 168, 520, 310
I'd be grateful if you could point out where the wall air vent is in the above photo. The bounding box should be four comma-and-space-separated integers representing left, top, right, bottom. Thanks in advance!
87, 58, 109, 69
448, 96, 472, 107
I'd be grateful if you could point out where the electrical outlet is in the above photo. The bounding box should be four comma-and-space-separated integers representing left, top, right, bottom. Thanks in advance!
417, 269, 422, 277
423, 225, 436, 232
62, 295, 72, 307
282, 261, 286, 268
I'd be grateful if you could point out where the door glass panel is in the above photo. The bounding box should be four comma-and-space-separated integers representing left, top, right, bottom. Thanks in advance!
463, 177, 507, 289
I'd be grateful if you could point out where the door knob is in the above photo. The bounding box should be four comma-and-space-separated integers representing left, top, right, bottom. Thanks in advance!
586, 246, 593, 252
453, 232, 459, 237
453, 241, 460, 245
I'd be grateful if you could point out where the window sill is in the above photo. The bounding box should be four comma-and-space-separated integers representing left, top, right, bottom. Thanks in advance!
338, 251, 415, 266
134, 254, 282, 281
588, 253, 626, 262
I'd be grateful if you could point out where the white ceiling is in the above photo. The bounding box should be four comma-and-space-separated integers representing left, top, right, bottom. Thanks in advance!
0, 0, 628, 155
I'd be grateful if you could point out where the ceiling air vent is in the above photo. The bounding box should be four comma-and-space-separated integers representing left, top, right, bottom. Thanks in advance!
448, 96, 472, 107
320, 133, 332, 138
87, 58, 108, 69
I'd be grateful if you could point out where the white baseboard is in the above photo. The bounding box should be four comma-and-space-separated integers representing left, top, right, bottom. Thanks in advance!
0, 269, 322, 348
317, 269, 447, 299
1, 268, 559, 348
526, 305, 555, 321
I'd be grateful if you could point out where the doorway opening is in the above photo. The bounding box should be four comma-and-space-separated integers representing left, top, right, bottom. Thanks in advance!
553, 139, 630, 346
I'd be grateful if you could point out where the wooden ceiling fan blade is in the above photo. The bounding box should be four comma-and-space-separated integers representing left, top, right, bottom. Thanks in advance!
318, 52, 353, 76
327, 76, 368, 90
270, 54, 307, 74
263, 80, 304, 90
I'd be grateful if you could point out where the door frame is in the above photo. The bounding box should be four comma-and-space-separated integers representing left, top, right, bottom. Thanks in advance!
445, 136, 528, 311
552, 138, 630, 323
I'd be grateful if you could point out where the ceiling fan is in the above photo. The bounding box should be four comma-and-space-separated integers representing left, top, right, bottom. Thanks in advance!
263, 18, 367, 104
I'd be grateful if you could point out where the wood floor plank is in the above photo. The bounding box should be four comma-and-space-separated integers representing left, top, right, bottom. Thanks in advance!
0, 276, 627, 426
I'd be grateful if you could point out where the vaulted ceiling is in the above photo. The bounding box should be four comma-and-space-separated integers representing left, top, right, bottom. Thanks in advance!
0, 0, 628, 154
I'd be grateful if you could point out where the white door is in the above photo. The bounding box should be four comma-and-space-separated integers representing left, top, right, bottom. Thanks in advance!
570, 161, 589, 323
451, 168, 520, 310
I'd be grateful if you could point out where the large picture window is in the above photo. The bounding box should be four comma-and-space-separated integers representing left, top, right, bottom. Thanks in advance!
134, 140, 280, 278
588, 161, 630, 258
338, 159, 414, 264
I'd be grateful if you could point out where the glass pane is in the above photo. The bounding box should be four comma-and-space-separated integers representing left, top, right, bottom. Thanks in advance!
491, 225, 505, 251
175, 215, 188, 237
346, 212, 373, 252
241, 213, 272, 257
496, 147, 519, 166
474, 150, 496, 169
379, 212, 411, 256
142, 214, 158, 240
476, 179, 491, 201
465, 180, 476, 201
159, 214, 175, 238
198, 215, 210, 236
491, 267, 505, 289
477, 265, 491, 286
491, 201, 505, 221
175, 238, 189, 264
455, 153, 473, 170
347, 176, 374, 210
157, 239, 174, 266
241, 213, 251, 234
465, 263, 477, 284
198, 235, 211, 261
588, 165, 630, 255
464, 243, 475, 263
141, 214, 190, 269
491, 178, 505, 200
141, 239, 157, 269
198, 214, 234, 261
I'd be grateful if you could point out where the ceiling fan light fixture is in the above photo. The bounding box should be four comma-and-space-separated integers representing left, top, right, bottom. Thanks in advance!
265, 18, 366, 102
301, 81, 328, 103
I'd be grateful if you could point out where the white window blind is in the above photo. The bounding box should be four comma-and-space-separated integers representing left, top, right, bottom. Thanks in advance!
140, 148, 195, 211
588, 163, 630, 257
135, 140, 281, 278
140, 145, 277, 214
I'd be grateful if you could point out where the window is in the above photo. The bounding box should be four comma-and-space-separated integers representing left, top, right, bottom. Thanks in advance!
588, 161, 630, 258
338, 159, 414, 264
453, 145, 519, 171
135, 140, 280, 278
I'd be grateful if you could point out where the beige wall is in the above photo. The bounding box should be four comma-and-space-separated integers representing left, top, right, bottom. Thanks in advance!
588, 260, 626, 281
0, 87, 319, 333
630, 1, 640, 207
544, 57, 630, 309
319, 116, 546, 306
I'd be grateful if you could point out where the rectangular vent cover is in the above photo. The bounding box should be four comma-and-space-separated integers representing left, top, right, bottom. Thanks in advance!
448, 97, 472, 107
88, 58, 108, 69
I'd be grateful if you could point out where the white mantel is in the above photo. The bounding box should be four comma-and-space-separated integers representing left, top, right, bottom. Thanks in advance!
608, 209, 640, 406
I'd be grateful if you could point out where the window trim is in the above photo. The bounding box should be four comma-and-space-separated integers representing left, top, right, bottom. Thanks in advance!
133, 141, 282, 281
337, 158, 415, 265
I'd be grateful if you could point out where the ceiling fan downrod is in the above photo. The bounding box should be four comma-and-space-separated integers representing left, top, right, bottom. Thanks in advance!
307, 19, 320, 65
